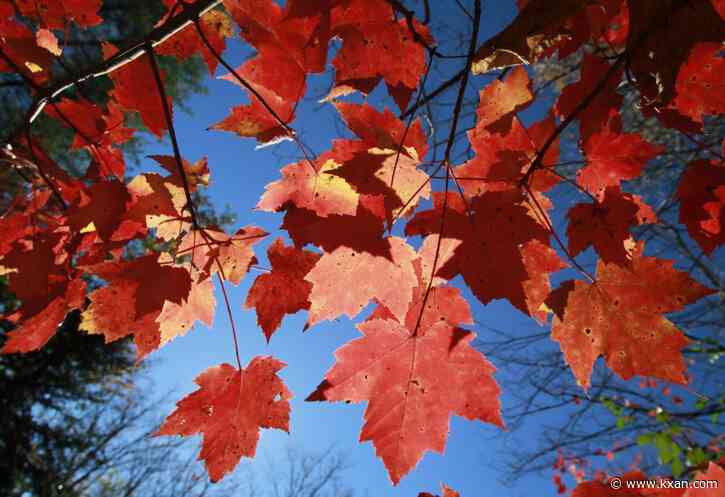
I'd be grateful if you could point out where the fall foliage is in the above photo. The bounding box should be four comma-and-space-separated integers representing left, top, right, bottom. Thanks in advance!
1, 0, 723, 494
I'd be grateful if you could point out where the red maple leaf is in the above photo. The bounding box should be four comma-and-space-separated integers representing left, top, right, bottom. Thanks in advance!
80, 254, 194, 360
104, 45, 170, 138
455, 112, 560, 197
156, 357, 292, 482
257, 151, 360, 218
0, 6, 55, 84
473, 65, 533, 135
674, 43, 725, 125
557, 53, 624, 142
211, 0, 327, 144
677, 159, 725, 255
333, 101, 428, 159
454, 69, 560, 197
66, 179, 132, 241
326, 0, 433, 110
177, 226, 268, 285
280, 196, 388, 255
150, 154, 210, 192
546, 242, 715, 389
406, 190, 560, 320
123, 171, 191, 241
35, 28, 61, 56
625, 0, 724, 110
307, 279, 502, 484
1, 278, 86, 354
245, 238, 321, 341
578, 130, 662, 199
46, 98, 135, 179
568, 187, 657, 265
15, 0, 102, 29
0, 230, 82, 353
156, 274, 216, 348
305, 236, 418, 327
156, 9, 231, 75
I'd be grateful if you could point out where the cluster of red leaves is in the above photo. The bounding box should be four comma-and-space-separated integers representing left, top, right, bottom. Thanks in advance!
0, 0, 723, 490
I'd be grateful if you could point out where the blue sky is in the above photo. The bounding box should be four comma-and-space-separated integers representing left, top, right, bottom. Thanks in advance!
139, 2, 586, 495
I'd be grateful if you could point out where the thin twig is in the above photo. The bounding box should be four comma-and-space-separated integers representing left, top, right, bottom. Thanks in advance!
146, 44, 199, 229
412, 0, 481, 338
401, 70, 464, 119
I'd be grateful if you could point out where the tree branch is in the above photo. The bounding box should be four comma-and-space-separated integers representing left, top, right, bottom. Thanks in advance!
18, 0, 221, 127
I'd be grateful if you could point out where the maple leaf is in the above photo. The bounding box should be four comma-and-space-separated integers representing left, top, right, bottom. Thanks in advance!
1, 278, 86, 354
0, 230, 73, 314
80, 254, 193, 360
0, 190, 53, 258
156, 275, 216, 347
104, 45, 170, 138
0, 227, 89, 355
66, 179, 132, 241
677, 159, 725, 255
673, 43, 725, 125
280, 196, 388, 255
406, 191, 561, 320
244, 238, 321, 341
305, 236, 418, 327
625, 0, 724, 110
156, 357, 292, 482
333, 101, 428, 159
36, 29, 62, 56
556, 53, 624, 142
568, 187, 657, 265
331, 151, 429, 220
156, 10, 232, 74
455, 112, 560, 197
211, 89, 293, 144
473, 66, 533, 135
454, 70, 559, 197
212, 0, 324, 144
325, 0, 433, 110
578, 131, 663, 199
305, 104, 432, 221
520, 239, 568, 323
46, 98, 135, 180
420, 484, 461, 497
124, 172, 190, 241
177, 226, 268, 285
257, 152, 359, 218
46, 98, 134, 177
308, 297, 502, 484
546, 242, 715, 389
225, 0, 327, 74
4, 0, 725, 487
150, 154, 210, 192
0, 6, 55, 83
15, 0, 102, 29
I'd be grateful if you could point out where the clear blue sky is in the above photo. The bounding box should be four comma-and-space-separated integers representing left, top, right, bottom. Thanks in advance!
141, 2, 576, 495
